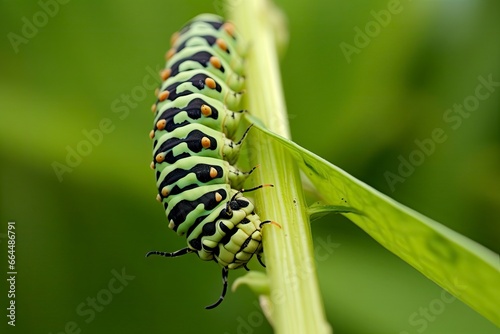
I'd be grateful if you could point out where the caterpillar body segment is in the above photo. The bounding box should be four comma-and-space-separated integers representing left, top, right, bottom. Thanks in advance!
152, 94, 244, 139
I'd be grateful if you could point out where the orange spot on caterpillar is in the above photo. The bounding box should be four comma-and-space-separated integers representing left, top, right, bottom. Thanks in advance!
155, 154, 165, 163
160, 69, 171, 81
209, 167, 218, 178
161, 187, 169, 197
165, 48, 176, 60
158, 90, 169, 101
156, 119, 167, 130
209, 56, 222, 69
150, 161, 155, 170
149, 130, 155, 139
151, 103, 157, 113
223, 22, 235, 37
201, 104, 212, 116
205, 77, 216, 89
201, 137, 211, 149
170, 31, 180, 46
215, 192, 223, 202
216, 38, 228, 52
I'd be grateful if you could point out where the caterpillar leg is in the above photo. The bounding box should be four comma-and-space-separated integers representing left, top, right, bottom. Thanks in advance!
224, 184, 274, 217
234, 123, 253, 145
220, 124, 254, 164
241, 184, 274, 194
229, 184, 274, 202
227, 164, 258, 188
257, 252, 266, 268
205, 267, 229, 309
255, 220, 281, 268
145, 247, 193, 258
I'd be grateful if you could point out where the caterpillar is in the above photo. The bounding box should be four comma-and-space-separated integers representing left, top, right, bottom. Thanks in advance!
146, 14, 272, 309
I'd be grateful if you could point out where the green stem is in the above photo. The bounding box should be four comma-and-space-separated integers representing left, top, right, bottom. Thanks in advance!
230, 1, 332, 333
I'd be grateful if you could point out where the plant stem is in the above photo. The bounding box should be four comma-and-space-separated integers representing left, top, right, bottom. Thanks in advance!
230, 1, 332, 333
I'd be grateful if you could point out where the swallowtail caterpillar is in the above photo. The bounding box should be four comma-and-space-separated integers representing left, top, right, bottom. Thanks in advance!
147, 14, 275, 309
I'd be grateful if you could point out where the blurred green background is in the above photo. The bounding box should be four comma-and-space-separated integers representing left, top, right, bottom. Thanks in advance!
1, 0, 499, 333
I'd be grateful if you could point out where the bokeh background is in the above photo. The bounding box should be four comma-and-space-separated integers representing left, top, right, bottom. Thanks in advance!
1, 0, 499, 333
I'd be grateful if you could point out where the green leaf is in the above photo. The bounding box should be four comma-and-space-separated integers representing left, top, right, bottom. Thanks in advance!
307, 202, 363, 222
248, 115, 500, 327
233, 272, 275, 328
233, 271, 270, 295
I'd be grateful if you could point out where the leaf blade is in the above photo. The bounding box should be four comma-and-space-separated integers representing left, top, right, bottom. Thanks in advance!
250, 117, 500, 326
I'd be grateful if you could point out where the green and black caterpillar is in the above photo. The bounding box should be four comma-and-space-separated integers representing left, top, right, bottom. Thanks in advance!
146, 14, 273, 309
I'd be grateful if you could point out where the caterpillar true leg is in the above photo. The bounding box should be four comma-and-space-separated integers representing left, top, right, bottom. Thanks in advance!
145, 247, 193, 258
205, 267, 229, 310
